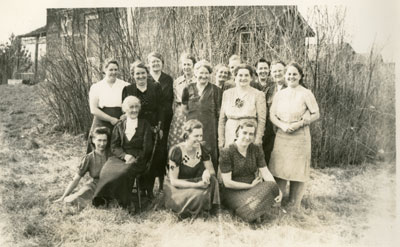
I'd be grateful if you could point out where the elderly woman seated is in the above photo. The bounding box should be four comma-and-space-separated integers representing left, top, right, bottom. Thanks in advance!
164, 119, 220, 219
219, 120, 282, 223
92, 96, 153, 210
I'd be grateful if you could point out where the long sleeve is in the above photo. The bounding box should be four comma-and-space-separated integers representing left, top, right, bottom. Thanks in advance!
218, 91, 228, 147
214, 85, 222, 119
255, 91, 266, 144
111, 123, 126, 160
155, 83, 165, 129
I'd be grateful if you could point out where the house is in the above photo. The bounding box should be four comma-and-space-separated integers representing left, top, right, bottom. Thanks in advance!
18, 26, 46, 81
46, 6, 314, 81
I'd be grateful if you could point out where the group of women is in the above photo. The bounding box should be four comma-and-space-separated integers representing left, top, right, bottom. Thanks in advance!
56, 52, 320, 223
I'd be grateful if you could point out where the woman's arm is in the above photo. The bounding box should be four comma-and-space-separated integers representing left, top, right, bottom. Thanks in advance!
89, 94, 118, 125
54, 174, 82, 202
203, 160, 216, 176
169, 161, 207, 189
218, 91, 228, 148
269, 94, 291, 132
110, 123, 127, 160
254, 91, 266, 144
221, 172, 261, 189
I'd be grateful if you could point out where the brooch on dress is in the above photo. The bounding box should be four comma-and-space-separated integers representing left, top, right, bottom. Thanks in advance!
235, 98, 244, 108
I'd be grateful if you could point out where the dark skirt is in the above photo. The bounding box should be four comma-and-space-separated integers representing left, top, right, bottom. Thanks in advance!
222, 181, 279, 222
164, 176, 220, 218
92, 157, 146, 208
87, 107, 123, 153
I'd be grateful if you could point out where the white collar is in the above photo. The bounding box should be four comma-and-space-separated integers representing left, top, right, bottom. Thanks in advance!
126, 118, 138, 130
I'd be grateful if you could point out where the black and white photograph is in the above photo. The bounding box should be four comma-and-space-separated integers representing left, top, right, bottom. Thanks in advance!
0, 0, 398, 246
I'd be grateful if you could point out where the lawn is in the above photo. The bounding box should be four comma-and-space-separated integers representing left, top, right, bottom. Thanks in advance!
0, 84, 397, 247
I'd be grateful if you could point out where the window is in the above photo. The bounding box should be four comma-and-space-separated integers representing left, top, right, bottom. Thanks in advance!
85, 14, 100, 60
239, 31, 254, 63
60, 13, 73, 52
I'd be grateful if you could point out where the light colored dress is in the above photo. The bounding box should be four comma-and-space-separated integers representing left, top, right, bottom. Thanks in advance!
269, 86, 319, 182
218, 87, 266, 147
168, 75, 195, 150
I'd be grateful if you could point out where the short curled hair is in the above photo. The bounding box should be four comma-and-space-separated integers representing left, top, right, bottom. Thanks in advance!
147, 52, 164, 65
180, 52, 196, 66
214, 63, 231, 78
130, 60, 149, 75
194, 60, 213, 74
233, 64, 255, 78
228, 55, 241, 64
270, 60, 286, 67
254, 58, 271, 70
122, 96, 141, 113
235, 119, 257, 138
103, 58, 119, 71
90, 127, 110, 140
181, 119, 203, 141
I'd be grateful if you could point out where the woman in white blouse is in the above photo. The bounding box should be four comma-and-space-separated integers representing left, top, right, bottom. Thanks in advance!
87, 58, 129, 152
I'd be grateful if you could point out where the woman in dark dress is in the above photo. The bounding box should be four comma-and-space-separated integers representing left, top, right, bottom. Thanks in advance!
182, 60, 222, 172
219, 120, 282, 222
87, 58, 129, 153
147, 52, 174, 192
92, 96, 153, 210
122, 61, 164, 198
164, 119, 220, 219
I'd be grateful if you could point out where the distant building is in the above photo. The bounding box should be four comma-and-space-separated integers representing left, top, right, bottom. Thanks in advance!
18, 26, 46, 81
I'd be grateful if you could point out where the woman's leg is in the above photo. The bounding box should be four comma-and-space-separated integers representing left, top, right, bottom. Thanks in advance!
289, 181, 306, 209
274, 177, 287, 197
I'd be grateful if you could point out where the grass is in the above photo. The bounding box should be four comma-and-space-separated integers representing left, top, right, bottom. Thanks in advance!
0, 83, 397, 247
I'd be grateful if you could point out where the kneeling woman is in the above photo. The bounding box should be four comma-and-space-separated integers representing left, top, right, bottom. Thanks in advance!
92, 96, 153, 209
219, 120, 282, 222
164, 119, 220, 218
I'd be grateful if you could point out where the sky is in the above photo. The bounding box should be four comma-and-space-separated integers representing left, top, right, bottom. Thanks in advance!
0, 0, 398, 62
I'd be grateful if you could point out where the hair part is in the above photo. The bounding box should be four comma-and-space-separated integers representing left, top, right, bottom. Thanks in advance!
286, 61, 306, 88
103, 58, 119, 71
181, 119, 203, 141
194, 60, 213, 74
147, 52, 164, 64
130, 60, 149, 75
235, 119, 257, 138
234, 63, 255, 78
91, 127, 110, 141
122, 96, 141, 113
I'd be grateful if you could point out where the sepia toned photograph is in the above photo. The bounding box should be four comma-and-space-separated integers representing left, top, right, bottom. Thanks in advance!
0, 0, 397, 246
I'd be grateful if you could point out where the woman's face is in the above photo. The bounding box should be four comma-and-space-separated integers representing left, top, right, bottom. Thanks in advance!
148, 56, 163, 72
104, 63, 119, 79
132, 67, 148, 87
125, 101, 141, 120
237, 126, 255, 146
235, 69, 252, 88
270, 63, 285, 84
92, 134, 108, 152
216, 67, 229, 82
187, 128, 203, 147
195, 66, 210, 85
229, 59, 240, 76
181, 58, 194, 76
285, 66, 301, 88
256, 62, 270, 80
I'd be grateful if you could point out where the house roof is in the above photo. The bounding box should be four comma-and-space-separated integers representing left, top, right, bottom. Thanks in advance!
18, 26, 47, 38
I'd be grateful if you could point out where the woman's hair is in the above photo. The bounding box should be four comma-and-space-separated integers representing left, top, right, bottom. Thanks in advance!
180, 52, 196, 66
286, 61, 306, 88
130, 60, 149, 75
181, 119, 203, 141
194, 60, 213, 74
233, 64, 255, 78
122, 96, 141, 113
235, 119, 257, 138
90, 127, 110, 141
103, 58, 119, 71
228, 54, 241, 64
270, 60, 286, 67
147, 52, 164, 65
214, 63, 231, 78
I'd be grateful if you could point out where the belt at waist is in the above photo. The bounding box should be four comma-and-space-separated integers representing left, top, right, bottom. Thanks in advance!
227, 116, 257, 121
100, 107, 123, 118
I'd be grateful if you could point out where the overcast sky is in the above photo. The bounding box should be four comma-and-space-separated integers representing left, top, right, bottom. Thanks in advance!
0, 0, 397, 62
